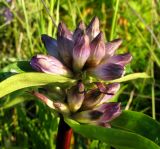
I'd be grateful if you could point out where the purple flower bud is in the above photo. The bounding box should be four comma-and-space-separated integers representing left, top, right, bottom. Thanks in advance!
81, 88, 105, 110
57, 22, 72, 39
67, 81, 85, 112
99, 83, 120, 104
102, 39, 123, 63
73, 34, 90, 71
30, 54, 71, 76
96, 103, 121, 123
107, 53, 132, 66
57, 22, 73, 66
41, 34, 59, 59
86, 16, 100, 40
86, 32, 106, 67
90, 63, 124, 80
73, 21, 86, 41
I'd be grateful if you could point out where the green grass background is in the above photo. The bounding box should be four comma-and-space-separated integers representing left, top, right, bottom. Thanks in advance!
0, 0, 160, 148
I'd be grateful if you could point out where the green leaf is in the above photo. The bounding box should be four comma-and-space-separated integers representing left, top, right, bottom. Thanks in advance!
0, 72, 75, 98
111, 111, 160, 145
108, 73, 150, 83
0, 61, 34, 73
0, 61, 34, 81
65, 119, 160, 149
1, 96, 30, 110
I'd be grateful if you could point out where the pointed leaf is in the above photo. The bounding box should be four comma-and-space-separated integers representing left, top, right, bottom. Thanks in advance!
65, 119, 160, 149
0, 72, 75, 98
111, 111, 160, 145
108, 73, 150, 83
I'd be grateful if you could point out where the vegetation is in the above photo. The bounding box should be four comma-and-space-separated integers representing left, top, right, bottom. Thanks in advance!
0, 0, 160, 148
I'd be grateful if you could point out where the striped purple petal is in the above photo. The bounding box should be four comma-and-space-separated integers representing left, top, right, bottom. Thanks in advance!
90, 63, 124, 80
73, 21, 86, 41
72, 34, 90, 71
86, 32, 106, 67
30, 54, 71, 76
97, 102, 121, 123
101, 39, 123, 63
57, 22, 73, 66
86, 16, 100, 41
99, 83, 120, 104
41, 34, 59, 59
107, 53, 132, 66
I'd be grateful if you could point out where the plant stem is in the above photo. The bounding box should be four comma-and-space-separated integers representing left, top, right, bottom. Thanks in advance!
56, 116, 73, 149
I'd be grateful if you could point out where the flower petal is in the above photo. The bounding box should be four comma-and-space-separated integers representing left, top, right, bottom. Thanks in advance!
90, 63, 124, 80
57, 22, 73, 66
101, 39, 123, 63
41, 34, 59, 59
107, 53, 132, 66
98, 83, 120, 104
96, 102, 121, 123
73, 21, 86, 41
30, 54, 71, 76
67, 81, 85, 112
86, 32, 106, 67
81, 88, 105, 110
86, 16, 100, 40
73, 34, 90, 71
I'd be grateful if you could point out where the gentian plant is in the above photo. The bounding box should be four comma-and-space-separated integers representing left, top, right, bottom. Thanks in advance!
0, 17, 160, 149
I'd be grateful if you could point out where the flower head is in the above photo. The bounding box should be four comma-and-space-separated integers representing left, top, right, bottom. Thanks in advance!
32, 82, 121, 127
30, 17, 132, 81
30, 17, 132, 127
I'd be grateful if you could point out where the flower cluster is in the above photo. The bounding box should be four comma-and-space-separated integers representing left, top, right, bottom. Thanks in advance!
31, 17, 132, 81
30, 17, 132, 127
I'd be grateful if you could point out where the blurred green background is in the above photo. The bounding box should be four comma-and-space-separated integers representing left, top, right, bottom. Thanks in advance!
0, 0, 160, 148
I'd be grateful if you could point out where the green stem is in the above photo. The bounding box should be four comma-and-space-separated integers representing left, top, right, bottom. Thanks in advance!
110, 0, 120, 40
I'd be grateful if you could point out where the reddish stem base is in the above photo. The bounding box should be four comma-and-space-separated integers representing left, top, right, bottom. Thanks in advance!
56, 116, 73, 149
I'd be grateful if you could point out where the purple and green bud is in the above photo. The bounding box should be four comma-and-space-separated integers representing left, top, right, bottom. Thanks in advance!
67, 81, 85, 112
30, 54, 71, 76
72, 34, 90, 71
57, 22, 73, 66
86, 32, 105, 67
90, 63, 124, 80
86, 16, 100, 40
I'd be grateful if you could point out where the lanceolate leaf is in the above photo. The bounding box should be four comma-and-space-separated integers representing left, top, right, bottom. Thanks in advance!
111, 111, 160, 145
0, 61, 34, 73
108, 72, 150, 83
65, 119, 160, 149
0, 72, 75, 98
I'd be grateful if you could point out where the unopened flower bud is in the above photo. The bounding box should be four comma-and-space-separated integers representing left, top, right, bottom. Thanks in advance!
72, 110, 103, 123
73, 21, 86, 41
73, 34, 90, 71
57, 22, 73, 66
103, 39, 123, 60
41, 34, 59, 59
86, 16, 100, 40
67, 81, 85, 112
30, 54, 71, 76
81, 88, 104, 110
86, 32, 105, 67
